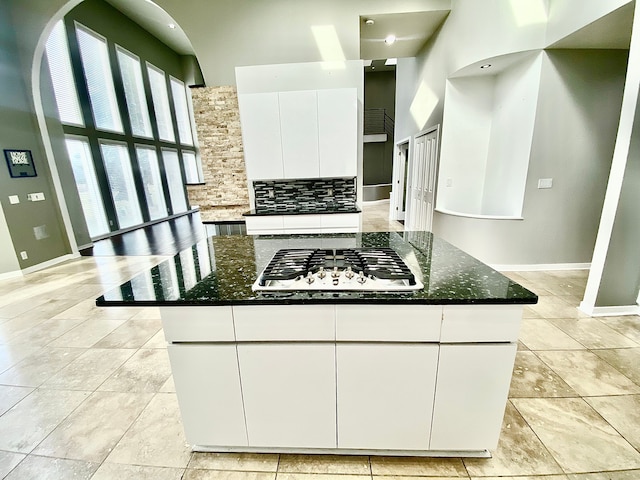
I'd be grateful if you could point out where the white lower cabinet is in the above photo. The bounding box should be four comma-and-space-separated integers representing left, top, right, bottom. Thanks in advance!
337, 343, 438, 450
429, 343, 518, 451
167, 344, 248, 447
237, 343, 337, 448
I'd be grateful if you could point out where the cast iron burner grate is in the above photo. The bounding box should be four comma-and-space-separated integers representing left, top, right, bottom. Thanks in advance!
257, 248, 418, 288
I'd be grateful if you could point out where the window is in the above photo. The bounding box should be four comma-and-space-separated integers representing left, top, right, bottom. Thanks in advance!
170, 77, 194, 145
162, 149, 188, 214
117, 47, 153, 138
46, 19, 201, 241
64, 136, 109, 237
136, 146, 168, 220
147, 64, 175, 142
100, 141, 143, 228
76, 24, 123, 133
45, 21, 84, 126
182, 151, 201, 183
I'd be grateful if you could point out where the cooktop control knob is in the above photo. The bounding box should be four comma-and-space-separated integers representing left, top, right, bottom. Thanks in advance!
357, 271, 366, 284
305, 272, 314, 284
331, 267, 340, 278
317, 267, 326, 279
345, 266, 354, 279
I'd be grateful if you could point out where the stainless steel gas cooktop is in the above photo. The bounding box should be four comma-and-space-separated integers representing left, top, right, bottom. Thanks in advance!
253, 248, 424, 292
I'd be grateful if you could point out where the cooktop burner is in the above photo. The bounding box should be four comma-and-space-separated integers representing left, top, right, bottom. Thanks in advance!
253, 248, 424, 292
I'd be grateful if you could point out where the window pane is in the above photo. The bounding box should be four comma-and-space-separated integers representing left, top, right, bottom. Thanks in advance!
136, 146, 167, 221
117, 47, 152, 138
162, 149, 187, 213
147, 64, 175, 141
76, 24, 123, 132
182, 151, 200, 183
170, 77, 194, 145
100, 142, 143, 228
64, 137, 109, 237
46, 21, 84, 126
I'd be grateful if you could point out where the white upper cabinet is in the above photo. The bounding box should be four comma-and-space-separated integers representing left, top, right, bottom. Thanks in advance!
238, 92, 284, 179
318, 88, 358, 178
279, 90, 320, 179
239, 88, 358, 181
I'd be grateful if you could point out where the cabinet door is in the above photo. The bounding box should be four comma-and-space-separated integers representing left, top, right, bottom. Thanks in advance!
279, 90, 320, 178
318, 88, 358, 177
320, 213, 360, 233
238, 93, 283, 179
244, 215, 284, 235
430, 343, 517, 451
337, 343, 438, 450
167, 344, 247, 447
237, 343, 336, 448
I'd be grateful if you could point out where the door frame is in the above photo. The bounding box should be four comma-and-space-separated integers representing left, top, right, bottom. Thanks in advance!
390, 136, 411, 221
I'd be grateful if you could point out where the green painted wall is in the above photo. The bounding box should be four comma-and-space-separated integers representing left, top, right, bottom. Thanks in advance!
0, 0, 71, 272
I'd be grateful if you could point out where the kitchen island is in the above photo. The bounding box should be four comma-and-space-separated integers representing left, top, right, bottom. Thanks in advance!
97, 231, 537, 457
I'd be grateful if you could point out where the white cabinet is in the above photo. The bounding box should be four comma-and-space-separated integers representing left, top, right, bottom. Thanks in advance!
429, 343, 517, 451
238, 92, 283, 179
168, 344, 247, 447
318, 88, 358, 177
337, 343, 438, 450
237, 343, 336, 448
279, 90, 320, 179
245, 213, 360, 235
239, 88, 358, 181
244, 215, 284, 235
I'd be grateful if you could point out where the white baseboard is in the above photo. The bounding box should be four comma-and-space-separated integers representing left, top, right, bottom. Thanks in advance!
20, 253, 80, 275
493, 262, 591, 272
362, 199, 390, 205
0, 270, 23, 281
579, 302, 640, 317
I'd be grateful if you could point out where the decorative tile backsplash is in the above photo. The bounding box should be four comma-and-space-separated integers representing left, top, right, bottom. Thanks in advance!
254, 177, 357, 211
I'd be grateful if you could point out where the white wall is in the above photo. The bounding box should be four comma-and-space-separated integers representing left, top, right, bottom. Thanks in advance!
482, 53, 543, 216
546, 0, 632, 46
432, 50, 627, 266
437, 76, 494, 215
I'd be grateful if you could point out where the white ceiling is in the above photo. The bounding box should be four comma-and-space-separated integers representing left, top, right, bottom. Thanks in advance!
359, 10, 451, 61
102, 0, 632, 78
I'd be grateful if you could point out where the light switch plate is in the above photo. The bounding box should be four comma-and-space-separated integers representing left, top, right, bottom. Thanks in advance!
8, 195, 19, 204
537, 178, 553, 189
27, 192, 45, 201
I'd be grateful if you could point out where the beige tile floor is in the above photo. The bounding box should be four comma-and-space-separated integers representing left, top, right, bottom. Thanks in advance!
0, 201, 639, 479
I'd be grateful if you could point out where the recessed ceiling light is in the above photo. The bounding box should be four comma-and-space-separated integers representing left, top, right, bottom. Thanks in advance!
384, 34, 396, 45
365, 19, 375, 25
168, 23, 176, 29
480, 63, 492, 69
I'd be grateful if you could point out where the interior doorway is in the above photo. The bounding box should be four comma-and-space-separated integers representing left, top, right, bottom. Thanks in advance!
405, 125, 440, 232
390, 138, 410, 222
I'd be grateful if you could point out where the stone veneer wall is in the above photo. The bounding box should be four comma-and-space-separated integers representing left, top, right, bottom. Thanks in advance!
188, 86, 250, 221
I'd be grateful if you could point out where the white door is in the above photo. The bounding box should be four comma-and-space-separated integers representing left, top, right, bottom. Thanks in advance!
237, 343, 336, 448
337, 343, 438, 450
390, 140, 410, 221
279, 90, 320, 179
405, 126, 439, 231
318, 88, 358, 177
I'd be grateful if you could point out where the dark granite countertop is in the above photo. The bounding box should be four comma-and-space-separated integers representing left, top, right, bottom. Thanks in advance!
96, 231, 537, 307
243, 205, 361, 216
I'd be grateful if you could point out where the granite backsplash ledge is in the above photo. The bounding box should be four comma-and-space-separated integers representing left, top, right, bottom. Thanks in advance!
254, 177, 357, 211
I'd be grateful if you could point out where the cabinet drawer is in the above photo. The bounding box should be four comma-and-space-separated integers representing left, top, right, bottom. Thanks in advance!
233, 305, 335, 341
336, 305, 442, 342
245, 216, 284, 234
161, 306, 235, 342
441, 305, 524, 342
282, 214, 322, 229
320, 213, 360, 229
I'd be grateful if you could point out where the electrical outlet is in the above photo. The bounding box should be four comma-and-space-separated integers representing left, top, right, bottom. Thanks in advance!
20, 251, 28, 260
268, 189, 275, 199
327, 188, 334, 196
537, 178, 553, 189
446, 178, 453, 187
